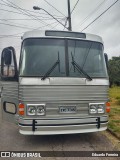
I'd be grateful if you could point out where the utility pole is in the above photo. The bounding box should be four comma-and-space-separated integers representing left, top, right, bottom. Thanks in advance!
33, 6, 68, 30
33, 1, 72, 31
67, 0, 72, 31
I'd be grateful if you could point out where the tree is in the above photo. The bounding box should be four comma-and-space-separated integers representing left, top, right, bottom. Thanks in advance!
108, 56, 120, 86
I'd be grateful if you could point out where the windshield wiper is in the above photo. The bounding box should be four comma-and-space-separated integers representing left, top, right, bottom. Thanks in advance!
71, 53, 92, 81
41, 52, 60, 80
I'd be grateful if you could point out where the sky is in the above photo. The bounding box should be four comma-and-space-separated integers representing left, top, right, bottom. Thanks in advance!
0, 0, 120, 62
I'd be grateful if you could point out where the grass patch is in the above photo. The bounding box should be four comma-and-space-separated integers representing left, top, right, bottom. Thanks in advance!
109, 86, 120, 99
108, 86, 120, 139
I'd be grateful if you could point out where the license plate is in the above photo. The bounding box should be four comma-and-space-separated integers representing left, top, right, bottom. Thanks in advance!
59, 106, 76, 114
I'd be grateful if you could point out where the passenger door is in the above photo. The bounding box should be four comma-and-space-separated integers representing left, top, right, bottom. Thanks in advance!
1, 47, 18, 123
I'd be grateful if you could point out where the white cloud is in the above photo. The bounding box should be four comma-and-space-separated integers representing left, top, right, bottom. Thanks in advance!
0, 0, 120, 60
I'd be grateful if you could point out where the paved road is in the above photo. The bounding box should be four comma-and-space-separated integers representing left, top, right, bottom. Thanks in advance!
0, 102, 119, 160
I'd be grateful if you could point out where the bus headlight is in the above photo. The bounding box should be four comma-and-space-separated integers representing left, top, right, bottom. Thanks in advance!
37, 105, 45, 115
89, 105, 97, 114
89, 103, 105, 114
27, 104, 46, 116
27, 106, 36, 115
98, 104, 105, 113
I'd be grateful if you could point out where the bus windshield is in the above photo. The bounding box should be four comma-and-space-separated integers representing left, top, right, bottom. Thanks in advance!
20, 38, 107, 78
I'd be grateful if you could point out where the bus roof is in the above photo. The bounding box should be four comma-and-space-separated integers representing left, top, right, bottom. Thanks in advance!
22, 30, 103, 44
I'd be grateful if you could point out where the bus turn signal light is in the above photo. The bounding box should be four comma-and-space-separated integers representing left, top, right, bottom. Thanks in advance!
106, 102, 110, 113
19, 103, 24, 115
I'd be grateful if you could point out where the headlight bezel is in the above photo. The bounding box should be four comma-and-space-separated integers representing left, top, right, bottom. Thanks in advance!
89, 103, 105, 114
27, 104, 46, 116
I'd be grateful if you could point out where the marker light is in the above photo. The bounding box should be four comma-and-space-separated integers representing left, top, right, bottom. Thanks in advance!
106, 102, 111, 113
19, 103, 24, 115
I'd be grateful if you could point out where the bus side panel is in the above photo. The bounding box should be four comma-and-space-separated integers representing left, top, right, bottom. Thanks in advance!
1, 81, 18, 123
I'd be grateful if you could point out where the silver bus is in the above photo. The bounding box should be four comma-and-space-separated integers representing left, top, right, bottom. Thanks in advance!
0, 30, 110, 135
0, 65, 1, 97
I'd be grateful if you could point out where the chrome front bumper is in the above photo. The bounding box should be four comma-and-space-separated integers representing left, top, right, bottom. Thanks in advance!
18, 116, 108, 135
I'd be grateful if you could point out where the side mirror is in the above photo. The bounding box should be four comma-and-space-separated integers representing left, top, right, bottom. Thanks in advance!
3, 48, 12, 65
104, 53, 108, 70
3, 102, 17, 115
1, 46, 18, 81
